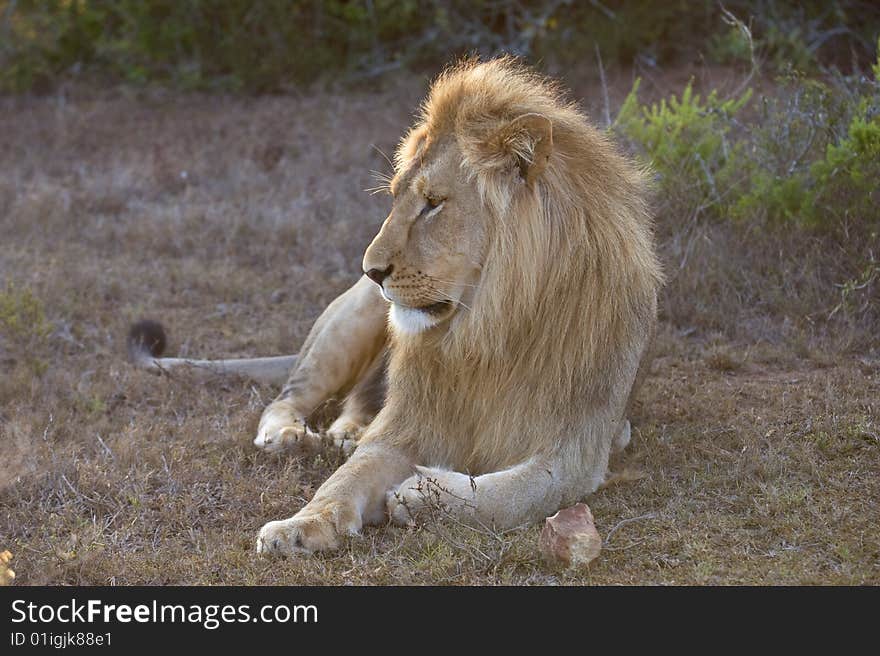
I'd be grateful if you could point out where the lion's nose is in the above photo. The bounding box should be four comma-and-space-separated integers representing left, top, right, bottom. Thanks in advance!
365, 265, 394, 287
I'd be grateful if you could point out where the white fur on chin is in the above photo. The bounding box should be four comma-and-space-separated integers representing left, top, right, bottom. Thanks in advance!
389, 304, 440, 334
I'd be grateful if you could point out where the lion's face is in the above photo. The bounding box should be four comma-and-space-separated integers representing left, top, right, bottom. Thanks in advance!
362, 139, 486, 334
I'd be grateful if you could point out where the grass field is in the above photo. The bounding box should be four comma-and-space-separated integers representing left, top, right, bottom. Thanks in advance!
1, 66, 878, 585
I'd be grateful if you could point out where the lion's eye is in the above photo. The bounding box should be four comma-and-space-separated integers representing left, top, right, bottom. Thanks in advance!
420, 196, 443, 217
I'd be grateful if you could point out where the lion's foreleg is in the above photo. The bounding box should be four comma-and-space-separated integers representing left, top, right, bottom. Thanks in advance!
256, 442, 413, 554
386, 456, 585, 530
255, 276, 388, 453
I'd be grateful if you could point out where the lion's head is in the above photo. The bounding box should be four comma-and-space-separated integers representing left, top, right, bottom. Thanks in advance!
363, 61, 559, 335
362, 132, 487, 334
364, 58, 663, 473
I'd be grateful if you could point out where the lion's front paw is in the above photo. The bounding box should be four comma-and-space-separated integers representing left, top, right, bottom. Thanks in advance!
256, 501, 361, 555
256, 517, 337, 555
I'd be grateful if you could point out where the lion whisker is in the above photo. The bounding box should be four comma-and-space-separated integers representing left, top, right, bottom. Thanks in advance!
369, 169, 393, 183
364, 185, 392, 196
366, 169, 394, 195
370, 144, 394, 168
425, 285, 473, 312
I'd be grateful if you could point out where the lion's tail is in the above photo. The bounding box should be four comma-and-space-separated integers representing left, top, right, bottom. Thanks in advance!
127, 318, 297, 385
128, 319, 169, 363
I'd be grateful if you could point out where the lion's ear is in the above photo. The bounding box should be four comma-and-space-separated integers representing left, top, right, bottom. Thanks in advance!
500, 113, 553, 185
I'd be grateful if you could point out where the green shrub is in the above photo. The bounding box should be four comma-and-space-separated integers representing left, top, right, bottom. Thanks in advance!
733, 61, 880, 226
730, 76, 845, 224
809, 98, 880, 220
616, 40, 880, 230
615, 78, 752, 210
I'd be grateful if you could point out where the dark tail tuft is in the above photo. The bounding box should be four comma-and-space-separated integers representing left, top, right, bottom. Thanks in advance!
128, 319, 168, 360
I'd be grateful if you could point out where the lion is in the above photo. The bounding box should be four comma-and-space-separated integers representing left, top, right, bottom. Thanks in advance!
129, 58, 663, 555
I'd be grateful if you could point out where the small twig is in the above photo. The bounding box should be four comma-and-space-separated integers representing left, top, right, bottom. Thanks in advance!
589, 0, 617, 20
695, 153, 720, 205
605, 512, 658, 544
95, 433, 114, 459
806, 26, 852, 54
595, 44, 612, 129
787, 124, 818, 175
719, 5, 759, 98
60, 474, 98, 504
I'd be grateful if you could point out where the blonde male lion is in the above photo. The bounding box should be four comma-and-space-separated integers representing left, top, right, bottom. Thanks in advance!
130, 58, 662, 555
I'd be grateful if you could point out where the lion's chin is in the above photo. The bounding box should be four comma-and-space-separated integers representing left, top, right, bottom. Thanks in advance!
389, 302, 453, 334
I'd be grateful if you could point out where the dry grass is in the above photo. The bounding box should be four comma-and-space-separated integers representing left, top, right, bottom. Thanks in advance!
1, 69, 878, 585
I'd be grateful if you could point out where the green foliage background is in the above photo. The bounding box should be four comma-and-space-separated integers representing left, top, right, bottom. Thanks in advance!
1, 0, 878, 92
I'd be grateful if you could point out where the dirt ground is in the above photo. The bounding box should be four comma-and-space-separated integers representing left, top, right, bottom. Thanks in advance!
1, 66, 878, 585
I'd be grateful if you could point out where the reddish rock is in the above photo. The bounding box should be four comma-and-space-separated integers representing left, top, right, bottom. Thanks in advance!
540, 503, 602, 568
0, 550, 14, 585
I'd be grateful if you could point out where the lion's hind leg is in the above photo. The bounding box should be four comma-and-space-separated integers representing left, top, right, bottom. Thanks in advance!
253, 401, 324, 454
325, 348, 388, 455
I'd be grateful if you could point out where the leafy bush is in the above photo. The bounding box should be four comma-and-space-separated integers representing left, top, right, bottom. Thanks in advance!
809, 95, 880, 222
616, 40, 879, 231
733, 67, 879, 227
615, 79, 752, 215
730, 76, 848, 224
